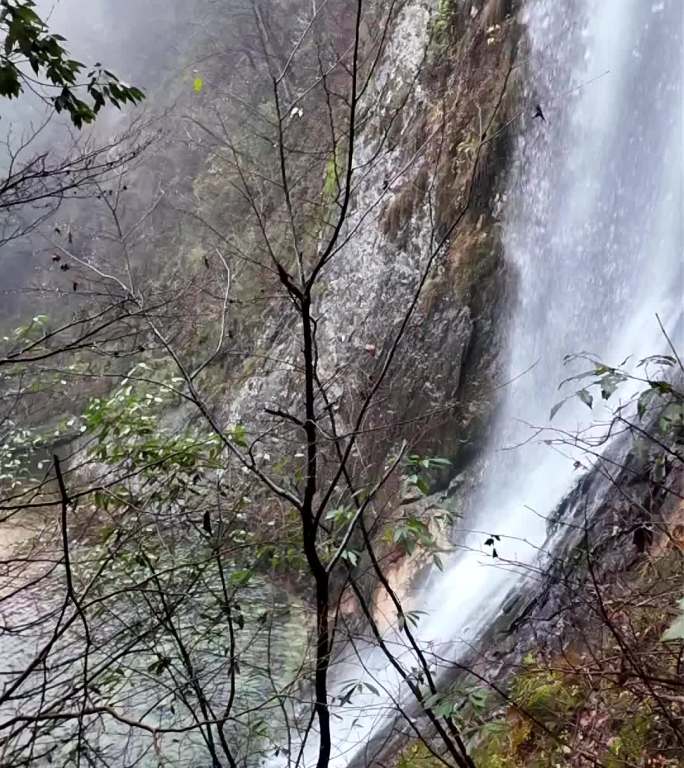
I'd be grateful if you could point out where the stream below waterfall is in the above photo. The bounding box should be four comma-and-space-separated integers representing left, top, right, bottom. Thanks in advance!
0, 522, 308, 767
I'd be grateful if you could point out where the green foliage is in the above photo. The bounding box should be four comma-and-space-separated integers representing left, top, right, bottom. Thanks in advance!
471, 711, 573, 768
550, 352, 683, 431
404, 453, 451, 496
0, 419, 38, 488
603, 709, 652, 768
397, 608, 427, 632
0, 329, 89, 486
324, 504, 354, 526
255, 540, 307, 572
463, 657, 579, 766
431, 0, 456, 52
390, 515, 435, 556
471, 718, 534, 768
5, 313, 50, 342
83, 372, 223, 476
510, 658, 581, 726
397, 741, 444, 768
0, 0, 144, 127
378, 454, 454, 563
336, 679, 381, 708
322, 148, 343, 201
253, 504, 308, 573
423, 684, 489, 721
230, 423, 248, 448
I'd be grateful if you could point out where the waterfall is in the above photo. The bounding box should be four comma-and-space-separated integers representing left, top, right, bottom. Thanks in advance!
419, 0, 684, 639
290, 1, 683, 765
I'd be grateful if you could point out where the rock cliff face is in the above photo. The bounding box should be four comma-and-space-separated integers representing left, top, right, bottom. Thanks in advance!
186, 1, 684, 764
176, 0, 524, 616
200, 0, 522, 491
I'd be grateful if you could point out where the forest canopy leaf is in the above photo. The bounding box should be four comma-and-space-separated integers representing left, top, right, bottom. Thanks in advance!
0, 0, 144, 126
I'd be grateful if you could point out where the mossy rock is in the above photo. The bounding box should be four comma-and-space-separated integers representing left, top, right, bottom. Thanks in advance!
602, 708, 653, 768
472, 715, 571, 768
396, 742, 446, 768
509, 662, 581, 726
472, 718, 529, 768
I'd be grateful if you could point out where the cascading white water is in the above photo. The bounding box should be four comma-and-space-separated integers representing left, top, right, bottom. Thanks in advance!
292, 1, 683, 765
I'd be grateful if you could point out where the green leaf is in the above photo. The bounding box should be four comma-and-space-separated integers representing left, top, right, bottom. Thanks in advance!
405, 609, 426, 626
231, 423, 247, 447
638, 354, 676, 368
147, 655, 170, 675
599, 373, 626, 400
468, 687, 489, 710
549, 398, 567, 421
558, 368, 601, 388
428, 457, 452, 467
341, 549, 359, 566
660, 403, 684, 434
577, 389, 593, 409
416, 477, 430, 495
0, 63, 21, 98
99, 525, 117, 544
193, 77, 203, 93
637, 388, 658, 419
0, 2, 143, 126
229, 569, 252, 588
325, 505, 352, 523
435, 699, 456, 718
423, 692, 442, 709
648, 379, 673, 395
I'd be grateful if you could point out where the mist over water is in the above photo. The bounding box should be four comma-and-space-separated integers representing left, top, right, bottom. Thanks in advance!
0, 0, 202, 318
303, 1, 683, 764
